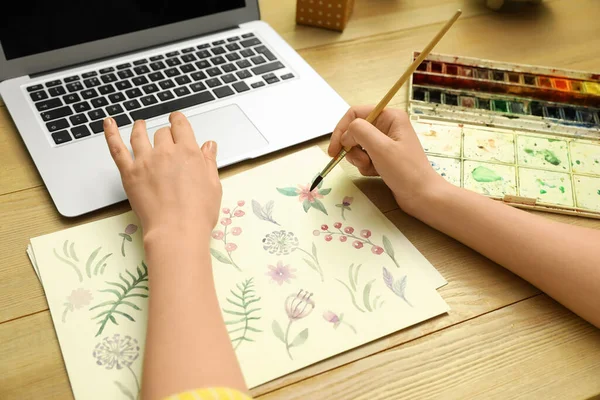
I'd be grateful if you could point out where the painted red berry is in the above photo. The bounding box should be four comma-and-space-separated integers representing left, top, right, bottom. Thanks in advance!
360, 229, 372, 238
371, 245, 384, 255
324, 234, 333, 242
222, 207, 230, 214
353, 241, 363, 249
237, 200, 245, 206
339, 236, 347, 242
334, 222, 342, 229
234, 210, 245, 217
313, 230, 320, 236
321, 224, 328, 231
344, 227, 355, 234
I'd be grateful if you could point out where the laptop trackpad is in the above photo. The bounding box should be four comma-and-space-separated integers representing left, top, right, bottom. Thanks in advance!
186, 104, 268, 163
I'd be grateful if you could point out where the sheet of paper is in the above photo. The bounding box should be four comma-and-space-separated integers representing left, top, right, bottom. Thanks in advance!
30, 147, 449, 399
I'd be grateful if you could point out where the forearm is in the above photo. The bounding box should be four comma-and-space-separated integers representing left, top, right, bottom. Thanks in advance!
141, 231, 247, 400
411, 182, 600, 327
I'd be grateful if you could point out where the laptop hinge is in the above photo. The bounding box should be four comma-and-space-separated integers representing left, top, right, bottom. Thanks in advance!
30, 25, 240, 78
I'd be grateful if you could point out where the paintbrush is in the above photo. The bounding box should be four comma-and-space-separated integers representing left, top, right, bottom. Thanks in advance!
309, 9, 463, 192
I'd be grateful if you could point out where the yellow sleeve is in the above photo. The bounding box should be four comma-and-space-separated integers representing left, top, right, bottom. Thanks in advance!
164, 387, 253, 400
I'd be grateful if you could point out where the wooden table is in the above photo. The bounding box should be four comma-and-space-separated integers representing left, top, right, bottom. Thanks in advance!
2, 0, 600, 398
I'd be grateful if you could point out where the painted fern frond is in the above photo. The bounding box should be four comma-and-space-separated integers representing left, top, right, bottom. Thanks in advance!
90, 261, 149, 337
223, 278, 263, 350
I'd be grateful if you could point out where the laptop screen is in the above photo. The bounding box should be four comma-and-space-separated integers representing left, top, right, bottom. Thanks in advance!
0, 0, 246, 61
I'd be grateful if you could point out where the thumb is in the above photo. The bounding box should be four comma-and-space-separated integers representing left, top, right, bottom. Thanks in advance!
201, 140, 219, 178
340, 118, 392, 154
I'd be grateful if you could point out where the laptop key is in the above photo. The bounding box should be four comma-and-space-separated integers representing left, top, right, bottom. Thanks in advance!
226, 53, 241, 62
195, 60, 210, 69
240, 49, 255, 58
98, 84, 115, 95
213, 86, 234, 98
222, 64, 237, 73
164, 68, 180, 78
66, 82, 84, 92
118, 69, 134, 79
182, 47, 195, 54
222, 74, 237, 84
157, 91, 175, 101
124, 99, 141, 110
140, 95, 158, 106
132, 76, 149, 86
142, 83, 160, 94
82, 71, 97, 78
73, 101, 91, 113
36, 98, 62, 111
236, 70, 252, 80
174, 87, 191, 97
266, 76, 280, 84
181, 54, 196, 63
251, 55, 266, 65
166, 58, 182, 67
159, 79, 175, 90
40, 106, 73, 121
89, 120, 104, 133
116, 81, 132, 90
125, 88, 143, 98
106, 104, 124, 115
211, 56, 226, 65
232, 81, 250, 93
117, 63, 132, 70
134, 65, 150, 75
113, 114, 132, 127
191, 71, 207, 81
212, 40, 225, 46
207, 67, 222, 77
226, 43, 240, 52
196, 50, 211, 59
84, 77, 101, 88
27, 84, 43, 92
108, 93, 126, 103
149, 72, 165, 82
150, 61, 166, 71
166, 51, 180, 57
51, 130, 72, 144
252, 61, 284, 76
133, 59, 148, 65
236, 60, 251, 69
175, 76, 191, 85
150, 55, 164, 61
240, 38, 261, 48
88, 109, 107, 121
71, 125, 91, 139
241, 33, 255, 38
255, 46, 277, 61
251, 81, 265, 88
227, 36, 240, 42
46, 80, 62, 87
30, 90, 48, 101
180, 64, 196, 74
197, 43, 210, 49
206, 78, 222, 88
130, 91, 215, 121
81, 89, 98, 99
101, 73, 118, 83
211, 46, 226, 56
70, 114, 88, 126
91, 97, 109, 108
49, 86, 66, 97
99, 67, 115, 74
64, 76, 80, 83
190, 82, 206, 92
46, 118, 69, 131
63, 93, 80, 104
281, 73, 295, 80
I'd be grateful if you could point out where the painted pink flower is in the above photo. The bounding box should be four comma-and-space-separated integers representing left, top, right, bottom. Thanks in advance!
371, 245, 384, 255
353, 241, 364, 249
234, 210, 245, 217
67, 288, 93, 309
313, 230, 320, 236
334, 222, 342, 229
297, 184, 324, 203
340, 236, 347, 242
266, 261, 297, 285
324, 234, 333, 242
225, 243, 237, 252
342, 196, 353, 206
321, 224, 328, 231
361, 229, 372, 238
323, 310, 340, 327
237, 200, 245, 206
231, 227, 242, 236
285, 290, 315, 320
221, 218, 232, 226
344, 226, 355, 234
222, 207, 230, 214
212, 230, 224, 240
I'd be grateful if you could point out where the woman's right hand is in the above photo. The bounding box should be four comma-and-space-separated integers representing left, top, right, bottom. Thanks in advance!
328, 105, 449, 215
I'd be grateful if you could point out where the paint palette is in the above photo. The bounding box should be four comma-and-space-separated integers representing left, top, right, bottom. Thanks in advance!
409, 53, 600, 218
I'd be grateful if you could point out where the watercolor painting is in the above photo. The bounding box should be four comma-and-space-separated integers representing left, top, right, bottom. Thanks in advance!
383, 267, 412, 307
463, 128, 515, 164
517, 135, 570, 172
118, 224, 138, 257
262, 230, 323, 281
570, 141, 600, 176
336, 263, 384, 313
93, 334, 141, 400
53, 241, 113, 282
266, 261, 297, 285
277, 178, 332, 215
573, 175, 600, 212
323, 310, 356, 334
427, 155, 461, 186
413, 121, 462, 157
224, 278, 263, 350
62, 288, 94, 323
463, 161, 517, 198
272, 290, 314, 360
334, 196, 353, 220
518, 167, 574, 206
210, 201, 246, 271
251, 199, 280, 225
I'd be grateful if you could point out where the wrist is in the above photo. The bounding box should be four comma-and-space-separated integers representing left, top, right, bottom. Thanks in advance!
402, 176, 458, 220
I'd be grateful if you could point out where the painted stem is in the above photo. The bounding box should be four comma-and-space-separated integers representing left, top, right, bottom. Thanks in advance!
120, 237, 126, 257
61, 303, 72, 323
223, 207, 241, 271
343, 321, 357, 334
284, 319, 294, 360
296, 247, 324, 281
126, 364, 140, 400
341, 207, 346, 221
53, 248, 83, 282
327, 228, 399, 266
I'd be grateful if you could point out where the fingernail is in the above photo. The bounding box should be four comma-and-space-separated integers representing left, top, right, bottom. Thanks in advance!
206, 141, 217, 154
104, 117, 113, 127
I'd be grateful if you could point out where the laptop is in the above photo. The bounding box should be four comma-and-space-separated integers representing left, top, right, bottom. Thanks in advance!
0, 1, 348, 217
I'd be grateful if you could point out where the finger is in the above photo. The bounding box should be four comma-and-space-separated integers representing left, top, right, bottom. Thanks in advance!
153, 126, 174, 147
328, 105, 376, 157
201, 141, 219, 181
129, 119, 152, 157
103, 117, 132, 172
346, 148, 379, 176
169, 112, 197, 146
341, 118, 392, 154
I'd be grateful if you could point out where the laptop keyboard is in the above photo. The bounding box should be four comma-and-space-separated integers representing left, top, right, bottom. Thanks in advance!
25, 33, 295, 146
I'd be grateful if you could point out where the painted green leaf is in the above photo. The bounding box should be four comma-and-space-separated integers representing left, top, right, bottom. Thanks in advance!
335, 204, 342, 208
124, 236, 132, 242
382, 235, 395, 258
302, 199, 311, 213
311, 242, 318, 259
349, 263, 356, 291
69, 242, 79, 262
318, 188, 332, 196
114, 381, 135, 400
290, 328, 309, 347
302, 258, 318, 272
363, 279, 375, 312
272, 320, 285, 342
276, 187, 299, 196
225, 278, 262, 350
86, 247, 102, 279
311, 199, 328, 215
210, 248, 232, 265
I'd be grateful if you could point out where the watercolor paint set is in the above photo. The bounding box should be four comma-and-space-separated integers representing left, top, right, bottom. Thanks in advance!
407, 52, 600, 218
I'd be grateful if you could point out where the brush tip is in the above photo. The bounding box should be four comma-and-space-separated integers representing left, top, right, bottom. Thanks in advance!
310, 176, 323, 192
